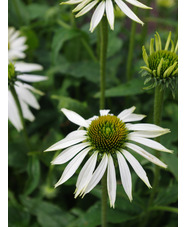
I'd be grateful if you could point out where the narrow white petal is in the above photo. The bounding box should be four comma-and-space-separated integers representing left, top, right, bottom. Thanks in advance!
61, 108, 89, 128
106, 0, 114, 30
52, 142, 90, 165
117, 106, 136, 119
127, 130, 170, 138
126, 123, 169, 132
17, 74, 47, 82
9, 30, 20, 43
14, 62, 43, 72
83, 153, 108, 195
55, 147, 90, 187
128, 135, 173, 153
100, 109, 110, 116
19, 99, 35, 122
75, 0, 99, 18
8, 90, 23, 131
8, 50, 26, 60
122, 149, 151, 188
72, 0, 92, 12
45, 130, 87, 151
115, 0, 144, 25
19, 83, 44, 96
75, 151, 98, 197
125, 0, 152, 9
121, 113, 146, 122
117, 152, 133, 201
126, 143, 167, 168
90, 1, 105, 32
107, 154, 116, 208
61, 0, 83, 5
11, 37, 27, 50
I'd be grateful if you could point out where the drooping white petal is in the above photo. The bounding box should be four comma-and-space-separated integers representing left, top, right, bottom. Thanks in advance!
19, 99, 35, 122
61, 108, 89, 128
14, 62, 43, 72
83, 153, 108, 195
19, 83, 44, 96
107, 154, 116, 208
45, 130, 87, 151
127, 134, 173, 153
126, 142, 167, 168
72, 0, 92, 12
51, 142, 90, 165
8, 50, 26, 60
118, 106, 136, 119
15, 82, 40, 109
17, 74, 47, 82
117, 152, 133, 201
55, 147, 90, 187
125, 0, 152, 9
115, 0, 144, 25
75, 151, 98, 197
106, 0, 115, 30
8, 29, 20, 43
100, 109, 110, 116
89, 1, 106, 32
8, 90, 23, 131
75, 0, 99, 18
121, 113, 146, 122
122, 149, 151, 188
11, 37, 27, 50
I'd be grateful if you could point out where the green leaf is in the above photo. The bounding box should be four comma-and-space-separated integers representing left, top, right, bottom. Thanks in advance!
20, 197, 75, 227
51, 28, 81, 63
27, 3, 49, 20
94, 78, 146, 98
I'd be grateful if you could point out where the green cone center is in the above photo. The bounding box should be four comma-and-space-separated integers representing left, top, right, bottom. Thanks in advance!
87, 115, 128, 154
148, 50, 178, 77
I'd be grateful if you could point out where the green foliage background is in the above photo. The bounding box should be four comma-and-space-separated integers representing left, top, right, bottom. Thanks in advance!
8, 0, 178, 226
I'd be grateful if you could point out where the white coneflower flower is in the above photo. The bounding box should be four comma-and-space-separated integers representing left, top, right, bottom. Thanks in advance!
45, 107, 172, 208
60, 0, 152, 32
8, 61, 47, 131
8, 27, 28, 61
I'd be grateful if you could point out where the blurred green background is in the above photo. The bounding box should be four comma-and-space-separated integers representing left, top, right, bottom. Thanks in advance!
8, 0, 178, 226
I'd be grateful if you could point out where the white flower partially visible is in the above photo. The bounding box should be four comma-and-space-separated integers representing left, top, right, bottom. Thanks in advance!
8, 27, 28, 61
61, 0, 152, 32
8, 62, 47, 131
45, 107, 172, 208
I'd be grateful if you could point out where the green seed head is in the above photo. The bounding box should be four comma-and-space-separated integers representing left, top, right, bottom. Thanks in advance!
8, 62, 16, 85
87, 115, 128, 154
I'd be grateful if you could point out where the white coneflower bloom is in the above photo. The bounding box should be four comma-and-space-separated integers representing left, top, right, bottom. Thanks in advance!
8, 27, 28, 61
45, 107, 172, 208
60, 0, 152, 32
8, 62, 47, 131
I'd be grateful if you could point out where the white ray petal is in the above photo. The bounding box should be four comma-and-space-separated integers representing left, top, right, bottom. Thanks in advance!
45, 130, 87, 151
72, 0, 92, 12
107, 154, 116, 208
115, 0, 144, 25
75, 0, 99, 18
106, 0, 114, 30
100, 109, 110, 116
125, 0, 152, 9
83, 153, 108, 195
117, 151, 133, 201
55, 147, 90, 187
60, 0, 83, 5
14, 62, 43, 72
61, 108, 89, 128
19, 83, 44, 96
8, 90, 23, 131
128, 135, 173, 153
8, 50, 26, 60
127, 130, 169, 138
74, 151, 98, 197
90, 1, 106, 32
122, 149, 151, 188
118, 106, 136, 119
126, 143, 167, 168
52, 142, 90, 165
126, 123, 169, 132
19, 99, 35, 122
11, 37, 27, 50
17, 74, 47, 82
121, 113, 146, 122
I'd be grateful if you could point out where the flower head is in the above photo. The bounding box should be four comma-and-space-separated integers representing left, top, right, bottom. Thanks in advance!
8, 62, 47, 131
60, 0, 152, 32
45, 107, 172, 207
141, 32, 178, 93
8, 27, 28, 61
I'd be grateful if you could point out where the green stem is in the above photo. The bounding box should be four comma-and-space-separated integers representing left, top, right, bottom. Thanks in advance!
126, 7, 137, 81
141, 85, 164, 227
101, 173, 108, 227
10, 85, 31, 151
99, 16, 108, 227
99, 16, 108, 110
81, 38, 98, 63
